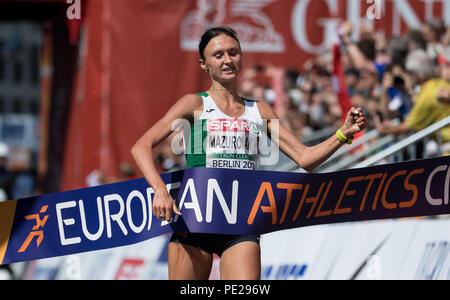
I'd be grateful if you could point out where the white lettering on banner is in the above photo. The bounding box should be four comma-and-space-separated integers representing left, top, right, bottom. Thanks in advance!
174, 179, 203, 223
206, 179, 238, 224
180, 0, 285, 52
290, 0, 450, 54
391, 0, 422, 35
79, 197, 104, 241
56, 201, 81, 246
104, 194, 128, 238
291, 0, 339, 54
425, 165, 450, 206
55, 179, 243, 247
56, 187, 158, 246
178, 0, 450, 55
445, 0, 450, 27
126, 191, 147, 234
347, 0, 362, 41
146, 187, 154, 230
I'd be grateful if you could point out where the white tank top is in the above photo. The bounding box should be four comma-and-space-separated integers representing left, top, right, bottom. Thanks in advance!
185, 92, 263, 170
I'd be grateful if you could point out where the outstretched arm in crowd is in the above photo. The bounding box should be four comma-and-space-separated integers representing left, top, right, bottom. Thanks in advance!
374, 115, 412, 135
375, 85, 450, 136
339, 21, 377, 73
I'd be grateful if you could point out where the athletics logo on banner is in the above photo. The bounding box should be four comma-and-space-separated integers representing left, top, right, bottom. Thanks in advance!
0, 156, 449, 265
18, 205, 49, 253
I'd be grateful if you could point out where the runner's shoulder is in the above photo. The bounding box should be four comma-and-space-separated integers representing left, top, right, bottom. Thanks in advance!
180, 93, 203, 106
255, 99, 278, 120
171, 93, 203, 119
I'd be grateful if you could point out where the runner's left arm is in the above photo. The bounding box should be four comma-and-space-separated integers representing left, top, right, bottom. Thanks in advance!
257, 101, 366, 172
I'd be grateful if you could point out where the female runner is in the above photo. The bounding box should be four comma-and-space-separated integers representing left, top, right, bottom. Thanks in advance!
131, 27, 367, 280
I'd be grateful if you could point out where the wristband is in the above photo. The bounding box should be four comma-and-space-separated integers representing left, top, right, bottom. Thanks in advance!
336, 129, 353, 144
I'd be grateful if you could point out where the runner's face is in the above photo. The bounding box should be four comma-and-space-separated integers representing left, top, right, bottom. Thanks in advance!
201, 34, 242, 81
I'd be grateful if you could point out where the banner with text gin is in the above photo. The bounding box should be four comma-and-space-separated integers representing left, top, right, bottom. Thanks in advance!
1, 156, 449, 265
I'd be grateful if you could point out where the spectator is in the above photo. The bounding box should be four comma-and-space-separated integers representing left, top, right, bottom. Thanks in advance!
405, 49, 436, 93
375, 47, 450, 155
339, 21, 387, 83
238, 19, 449, 156
380, 65, 414, 121
345, 67, 360, 97
422, 19, 446, 61
408, 29, 427, 52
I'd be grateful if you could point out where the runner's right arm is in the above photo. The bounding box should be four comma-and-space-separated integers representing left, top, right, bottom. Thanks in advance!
131, 94, 202, 221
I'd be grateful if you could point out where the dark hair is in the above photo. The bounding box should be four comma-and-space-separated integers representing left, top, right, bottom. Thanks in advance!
345, 67, 360, 79
198, 27, 240, 60
408, 29, 427, 50
357, 38, 376, 61
425, 19, 446, 36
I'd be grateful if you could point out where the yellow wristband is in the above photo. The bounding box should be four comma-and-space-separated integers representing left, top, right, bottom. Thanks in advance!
336, 129, 352, 144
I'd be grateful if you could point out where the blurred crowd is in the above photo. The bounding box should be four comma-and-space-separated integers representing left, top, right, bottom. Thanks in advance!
153, 19, 450, 173
239, 20, 450, 137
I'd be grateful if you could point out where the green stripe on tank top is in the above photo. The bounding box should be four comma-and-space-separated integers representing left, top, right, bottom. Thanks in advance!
186, 119, 207, 168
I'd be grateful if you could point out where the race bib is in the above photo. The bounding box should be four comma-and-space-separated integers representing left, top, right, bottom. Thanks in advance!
206, 119, 260, 170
